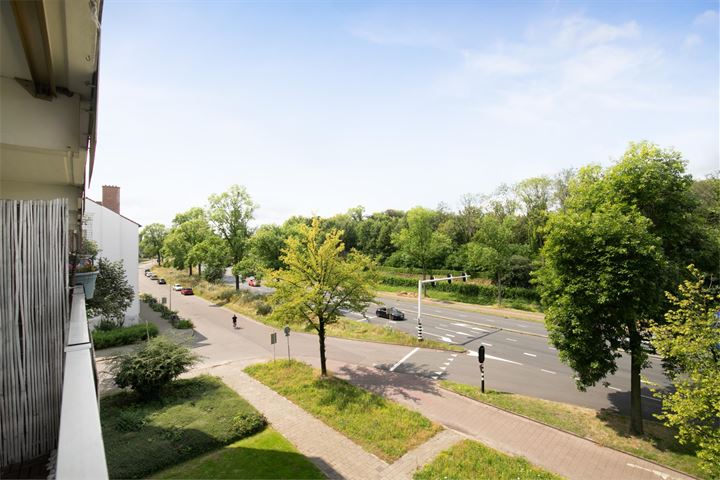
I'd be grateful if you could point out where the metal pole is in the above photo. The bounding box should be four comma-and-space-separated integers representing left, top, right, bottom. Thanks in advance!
417, 280, 423, 341
287, 336, 290, 361
169, 285, 172, 311
481, 364, 485, 393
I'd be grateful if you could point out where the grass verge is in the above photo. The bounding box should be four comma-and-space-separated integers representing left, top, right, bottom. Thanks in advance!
151, 428, 324, 479
151, 266, 463, 352
245, 360, 443, 462
440, 380, 704, 479
414, 439, 561, 480
102, 375, 267, 479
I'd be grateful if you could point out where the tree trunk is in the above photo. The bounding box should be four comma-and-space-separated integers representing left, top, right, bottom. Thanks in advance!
497, 273, 503, 306
629, 328, 644, 435
156, 253, 162, 266
198, 263, 202, 277
319, 319, 328, 376
189, 265, 193, 276
235, 274, 240, 291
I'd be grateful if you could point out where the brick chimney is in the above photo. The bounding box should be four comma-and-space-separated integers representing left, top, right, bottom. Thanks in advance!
102, 185, 120, 214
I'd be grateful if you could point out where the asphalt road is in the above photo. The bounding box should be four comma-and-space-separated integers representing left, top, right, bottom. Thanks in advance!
144, 266, 668, 418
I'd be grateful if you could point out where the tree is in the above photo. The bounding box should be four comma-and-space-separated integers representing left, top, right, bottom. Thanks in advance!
649, 266, 720, 477
267, 218, 376, 376
188, 234, 230, 281
514, 176, 553, 253
207, 185, 258, 290
162, 218, 211, 275
249, 224, 287, 271
86, 257, 135, 327
139, 223, 167, 265
392, 207, 451, 278
468, 215, 528, 305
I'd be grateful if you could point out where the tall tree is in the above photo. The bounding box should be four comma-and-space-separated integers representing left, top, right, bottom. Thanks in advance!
536, 142, 700, 435
207, 185, 258, 290
392, 207, 451, 278
139, 223, 167, 265
650, 266, 720, 477
268, 218, 376, 376
514, 176, 553, 253
162, 217, 210, 275
187, 233, 230, 281
86, 258, 135, 327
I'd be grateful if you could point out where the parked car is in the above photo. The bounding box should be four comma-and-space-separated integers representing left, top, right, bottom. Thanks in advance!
248, 277, 260, 287
158, 278, 166, 285
180, 287, 194, 296
150, 273, 158, 280
376, 306, 406, 321
145, 271, 153, 277
172, 284, 183, 291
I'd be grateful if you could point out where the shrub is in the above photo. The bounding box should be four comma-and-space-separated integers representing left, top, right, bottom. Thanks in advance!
215, 288, 237, 304
111, 337, 200, 398
139, 293, 155, 303
92, 323, 159, 350
232, 411, 267, 437
256, 302, 273, 316
115, 408, 146, 432
176, 319, 194, 329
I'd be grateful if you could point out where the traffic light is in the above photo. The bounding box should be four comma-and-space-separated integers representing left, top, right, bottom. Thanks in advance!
448, 273, 452, 284
478, 345, 485, 363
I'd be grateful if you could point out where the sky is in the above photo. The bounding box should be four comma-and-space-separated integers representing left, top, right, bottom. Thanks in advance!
88, 0, 720, 228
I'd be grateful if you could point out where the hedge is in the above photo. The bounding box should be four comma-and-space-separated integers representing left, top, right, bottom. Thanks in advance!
92, 323, 159, 350
379, 274, 539, 303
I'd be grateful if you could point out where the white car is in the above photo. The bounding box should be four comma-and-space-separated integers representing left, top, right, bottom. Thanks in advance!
172, 284, 183, 291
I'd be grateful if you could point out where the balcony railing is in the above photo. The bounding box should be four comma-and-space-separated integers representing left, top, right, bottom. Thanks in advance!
55, 286, 108, 479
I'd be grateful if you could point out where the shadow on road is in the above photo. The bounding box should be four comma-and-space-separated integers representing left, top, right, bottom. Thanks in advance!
335, 364, 441, 404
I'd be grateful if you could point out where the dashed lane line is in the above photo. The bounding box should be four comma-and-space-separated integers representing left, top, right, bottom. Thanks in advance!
523, 352, 537, 357
506, 338, 518, 342
467, 350, 523, 366
481, 342, 493, 347
541, 369, 556, 375
401, 308, 547, 339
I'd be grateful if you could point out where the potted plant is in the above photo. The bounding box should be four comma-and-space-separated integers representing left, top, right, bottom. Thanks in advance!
71, 239, 100, 299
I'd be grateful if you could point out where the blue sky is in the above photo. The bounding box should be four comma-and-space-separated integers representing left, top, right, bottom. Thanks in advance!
89, 1, 719, 227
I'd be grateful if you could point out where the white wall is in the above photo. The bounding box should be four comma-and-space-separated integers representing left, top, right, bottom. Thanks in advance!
84, 200, 140, 326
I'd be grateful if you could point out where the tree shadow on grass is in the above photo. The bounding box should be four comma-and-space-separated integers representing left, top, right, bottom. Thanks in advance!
335, 364, 441, 404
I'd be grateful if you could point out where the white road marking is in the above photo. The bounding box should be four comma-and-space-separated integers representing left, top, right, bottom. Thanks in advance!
441, 336, 454, 343
626, 462, 672, 479
541, 369, 556, 374
443, 362, 450, 366
389, 347, 420, 372
482, 342, 493, 347
523, 352, 537, 357
608, 386, 622, 391
467, 351, 523, 365
548, 347, 557, 350
452, 323, 468, 327
642, 395, 661, 403
506, 338, 518, 342
436, 326, 466, 336
471, 327, 488, 332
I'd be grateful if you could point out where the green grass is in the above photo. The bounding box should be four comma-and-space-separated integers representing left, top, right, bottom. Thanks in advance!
245, 360, 443, 462
152, 266, 462, 352
414, 439, 561, 480
152, 428, 325, 479
441, 381, 705, 479
102, 375, 267, 479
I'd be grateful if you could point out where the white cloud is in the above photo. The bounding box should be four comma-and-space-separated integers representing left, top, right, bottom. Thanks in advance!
684, 33, 702, 48
555, 16, 640, 48
462, 51, 532, 75
694, 10, 718, 27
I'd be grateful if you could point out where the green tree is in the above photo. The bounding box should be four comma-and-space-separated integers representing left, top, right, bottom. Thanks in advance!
267, 218, 376, 376
87, 257, 135, 327
139, 223, 167, 265
246, 224, 287, 271
514, 176, 553, 253
188, 234, 230, 281
649, 266, 720, 477
207, 185, 258, 290
468, 215, 528, 304
162, 217, 211, 275
392, 207, 451, 278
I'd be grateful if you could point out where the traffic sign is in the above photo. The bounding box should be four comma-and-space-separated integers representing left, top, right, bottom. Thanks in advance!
270, 332, 277, 344
284, 326, 291, 337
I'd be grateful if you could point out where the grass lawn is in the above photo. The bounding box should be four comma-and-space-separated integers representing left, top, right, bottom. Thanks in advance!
414, 439, 561, 480
152, 428, 324, 479
102, 376, 270, 479
245, 360, 443, 462
441, 380, 705, 479
151, 266, 462, 352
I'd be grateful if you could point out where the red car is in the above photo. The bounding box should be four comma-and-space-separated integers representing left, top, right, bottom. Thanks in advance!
180, 287, 194, 296
248, 277, 260, 287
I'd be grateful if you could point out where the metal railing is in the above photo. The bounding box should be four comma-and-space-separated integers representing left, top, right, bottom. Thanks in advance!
55, 286, 108, 479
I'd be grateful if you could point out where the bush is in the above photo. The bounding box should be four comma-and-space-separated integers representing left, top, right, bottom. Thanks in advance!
215, 288, 237, 304
92, 323, 159, 350
231, 411, 268, 437
115, 408, 146, 432
176, 319, 194, 329
255, 302, 272, 316
111, 337, 200, 398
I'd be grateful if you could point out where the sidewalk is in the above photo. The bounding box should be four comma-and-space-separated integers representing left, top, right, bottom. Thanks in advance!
325, 360, 694, 480
194, 361, 462, 480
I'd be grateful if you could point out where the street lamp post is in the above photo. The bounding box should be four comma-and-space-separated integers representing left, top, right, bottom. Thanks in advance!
416, 273, 470, 341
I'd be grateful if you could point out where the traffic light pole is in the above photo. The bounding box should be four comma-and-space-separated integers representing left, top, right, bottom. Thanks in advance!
416, 273, 470, 341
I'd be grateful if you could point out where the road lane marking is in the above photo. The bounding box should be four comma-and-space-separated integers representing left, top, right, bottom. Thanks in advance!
436, 326, 464, 335
541, 369, 556, 374
505, 338, 517, 342
548, 347, 556, 350
441, 336, 454, 343
471, 327, 488, 332
608, 386, 622, 391
389, 347, 420, 372
467, 351, 523, 365
523, 352, 537, 357
452, 323, 468, 327
482, 342, 493, 347
642, 395, 661, 402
